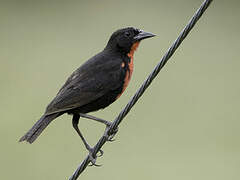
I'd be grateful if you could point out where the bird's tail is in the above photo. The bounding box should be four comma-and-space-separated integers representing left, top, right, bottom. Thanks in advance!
19, 113, 61, 144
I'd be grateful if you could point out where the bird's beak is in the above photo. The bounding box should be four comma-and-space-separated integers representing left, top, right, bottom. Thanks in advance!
134, 30, 156, 41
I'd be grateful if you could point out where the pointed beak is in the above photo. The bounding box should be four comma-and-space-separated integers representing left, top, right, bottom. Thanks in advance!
134, 30, 156, 41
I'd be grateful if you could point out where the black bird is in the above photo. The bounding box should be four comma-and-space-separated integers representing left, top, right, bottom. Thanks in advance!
20, 27, 155, 164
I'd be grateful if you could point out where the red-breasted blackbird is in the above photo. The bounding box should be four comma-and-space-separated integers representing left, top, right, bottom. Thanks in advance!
20, 27, 155, 164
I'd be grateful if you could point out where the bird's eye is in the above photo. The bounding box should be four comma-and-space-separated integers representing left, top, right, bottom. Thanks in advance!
124, 32, 131, 37
134, 29, 140, 35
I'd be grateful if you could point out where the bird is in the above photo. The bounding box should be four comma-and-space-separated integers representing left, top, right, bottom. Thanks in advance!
19, 27, 155, 165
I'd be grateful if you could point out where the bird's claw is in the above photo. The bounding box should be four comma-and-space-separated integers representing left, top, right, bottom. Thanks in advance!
107, 126, 118, 142
88, 148, 103, 167
107, 138, 115, 142
97, 149, 104, 157
89, 158, 102, 167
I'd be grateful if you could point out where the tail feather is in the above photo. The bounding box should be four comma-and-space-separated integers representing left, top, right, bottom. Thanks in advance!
19, 113, 61, 144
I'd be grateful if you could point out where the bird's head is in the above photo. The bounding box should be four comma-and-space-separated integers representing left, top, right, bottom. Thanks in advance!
105, 27, 155, 55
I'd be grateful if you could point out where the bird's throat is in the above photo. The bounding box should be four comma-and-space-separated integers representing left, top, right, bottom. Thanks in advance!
126, 41, 139, 81
127, 41, 140, 59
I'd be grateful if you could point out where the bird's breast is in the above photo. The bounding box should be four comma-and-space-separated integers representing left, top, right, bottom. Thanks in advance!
116, 42, 139, 99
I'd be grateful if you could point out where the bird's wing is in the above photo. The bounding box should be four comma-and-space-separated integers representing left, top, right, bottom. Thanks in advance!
44, 53, 124, 115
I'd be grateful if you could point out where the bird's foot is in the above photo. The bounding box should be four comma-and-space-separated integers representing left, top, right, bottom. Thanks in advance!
87, 147, 103, 167
105, 121, 112, 127
105, 124, 118, 142
108, 127, 118, 141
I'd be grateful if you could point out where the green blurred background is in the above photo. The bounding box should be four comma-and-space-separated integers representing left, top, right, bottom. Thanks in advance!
1, 0, 240, 179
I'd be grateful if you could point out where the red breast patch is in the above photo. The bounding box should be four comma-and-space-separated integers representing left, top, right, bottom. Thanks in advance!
116, 42, 140, 99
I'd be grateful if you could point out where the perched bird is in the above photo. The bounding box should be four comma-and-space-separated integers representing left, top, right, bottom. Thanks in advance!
19, 27, 155, 164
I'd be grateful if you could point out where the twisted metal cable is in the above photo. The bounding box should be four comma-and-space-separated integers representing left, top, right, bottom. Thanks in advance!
69, 0, 213, 179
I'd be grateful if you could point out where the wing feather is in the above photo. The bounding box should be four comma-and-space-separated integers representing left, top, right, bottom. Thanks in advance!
45, 52, 123, 115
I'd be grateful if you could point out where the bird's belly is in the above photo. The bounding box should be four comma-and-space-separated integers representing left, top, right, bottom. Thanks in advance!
68, 87, 123, 114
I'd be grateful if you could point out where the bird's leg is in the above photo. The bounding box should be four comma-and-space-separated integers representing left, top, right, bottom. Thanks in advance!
79, 113, 117, 141
72, 114, 103, 166
79, 113, 112, 127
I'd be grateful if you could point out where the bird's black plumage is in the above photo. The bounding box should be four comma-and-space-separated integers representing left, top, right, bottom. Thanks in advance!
19, 27, 155, 144
45, 50, 128, 115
